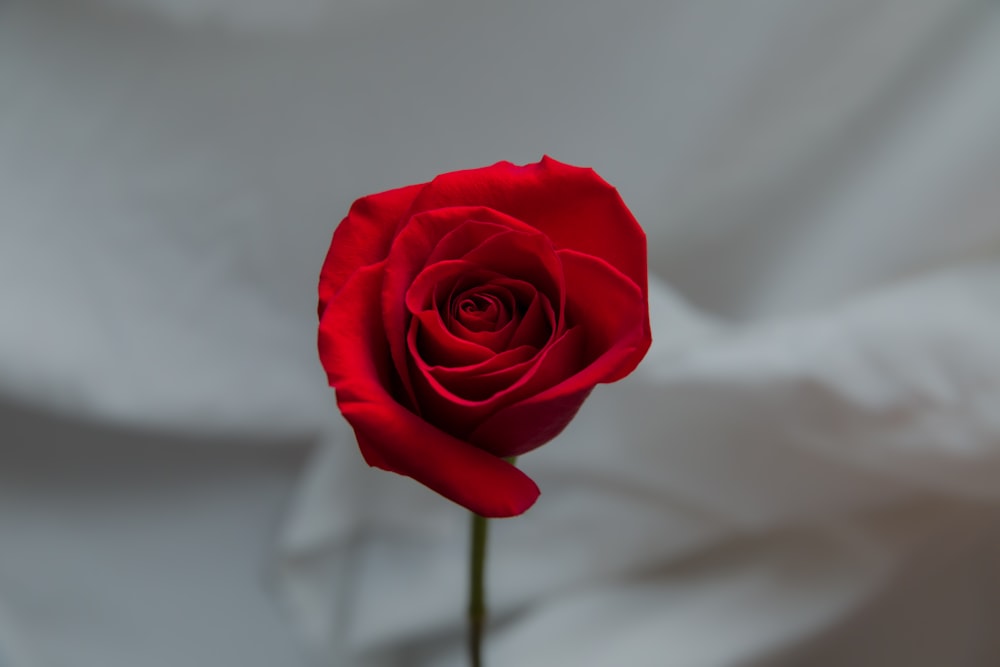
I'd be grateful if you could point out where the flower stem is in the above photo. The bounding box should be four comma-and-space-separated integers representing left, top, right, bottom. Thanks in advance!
468, 511, 489, 667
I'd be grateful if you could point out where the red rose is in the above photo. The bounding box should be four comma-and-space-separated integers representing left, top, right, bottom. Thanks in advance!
318, 157, 651, 517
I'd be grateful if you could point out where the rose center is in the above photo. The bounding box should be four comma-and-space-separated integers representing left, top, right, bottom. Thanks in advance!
450, 288, 514, 333
460, 294, 496, 316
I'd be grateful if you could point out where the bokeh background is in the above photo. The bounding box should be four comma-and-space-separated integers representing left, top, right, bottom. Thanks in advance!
3, 0, 1000, 665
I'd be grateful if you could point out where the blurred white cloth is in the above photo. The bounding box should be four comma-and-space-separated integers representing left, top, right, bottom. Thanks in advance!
2, 0, 1000, 665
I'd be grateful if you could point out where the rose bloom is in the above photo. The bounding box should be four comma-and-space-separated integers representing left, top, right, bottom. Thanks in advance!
318, 157, 651, 517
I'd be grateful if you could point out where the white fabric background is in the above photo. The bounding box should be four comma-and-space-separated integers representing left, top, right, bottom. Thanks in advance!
2, 0, 1000, 665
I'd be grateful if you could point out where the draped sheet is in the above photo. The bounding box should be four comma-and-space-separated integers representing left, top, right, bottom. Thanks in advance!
2, 0, 1000, 665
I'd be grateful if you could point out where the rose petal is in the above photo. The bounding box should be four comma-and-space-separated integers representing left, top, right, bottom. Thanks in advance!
468, 250, 651, 456
406, 156, 648, 299
318, 182, 424, 317
319, 262, 539, 517
407, 325, 586, 441
429, 344, 539, 401
558, 249, 650, 381
426, 220, 512, 266
468, 385, 593, 458
449, 307, 519, 351
431, 343, 539, 377
412, 310, 494, 367
459, 228, 564, 311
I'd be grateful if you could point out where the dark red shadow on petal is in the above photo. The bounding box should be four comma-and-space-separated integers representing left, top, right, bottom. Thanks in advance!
428, 344, 539, 402
407, 323, 585, 442
412, 310, 494, 367
469, 386, 593, 458
508, 289, 556, 349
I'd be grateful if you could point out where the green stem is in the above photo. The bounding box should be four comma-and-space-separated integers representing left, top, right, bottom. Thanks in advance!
468, 458, 515, 667
468, 512, 489, 667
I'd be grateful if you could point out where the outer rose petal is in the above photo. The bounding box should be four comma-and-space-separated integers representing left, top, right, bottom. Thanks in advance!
406, 156, 648, 303
318, 182, 424, 317
558, 249, 650, 382
318, 262, 540, 517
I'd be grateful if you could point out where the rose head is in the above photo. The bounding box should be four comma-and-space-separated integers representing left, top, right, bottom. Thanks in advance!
318, 157, 651, 517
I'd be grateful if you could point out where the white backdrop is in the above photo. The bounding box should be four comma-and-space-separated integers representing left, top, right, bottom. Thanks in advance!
2, 0, 1000, 665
